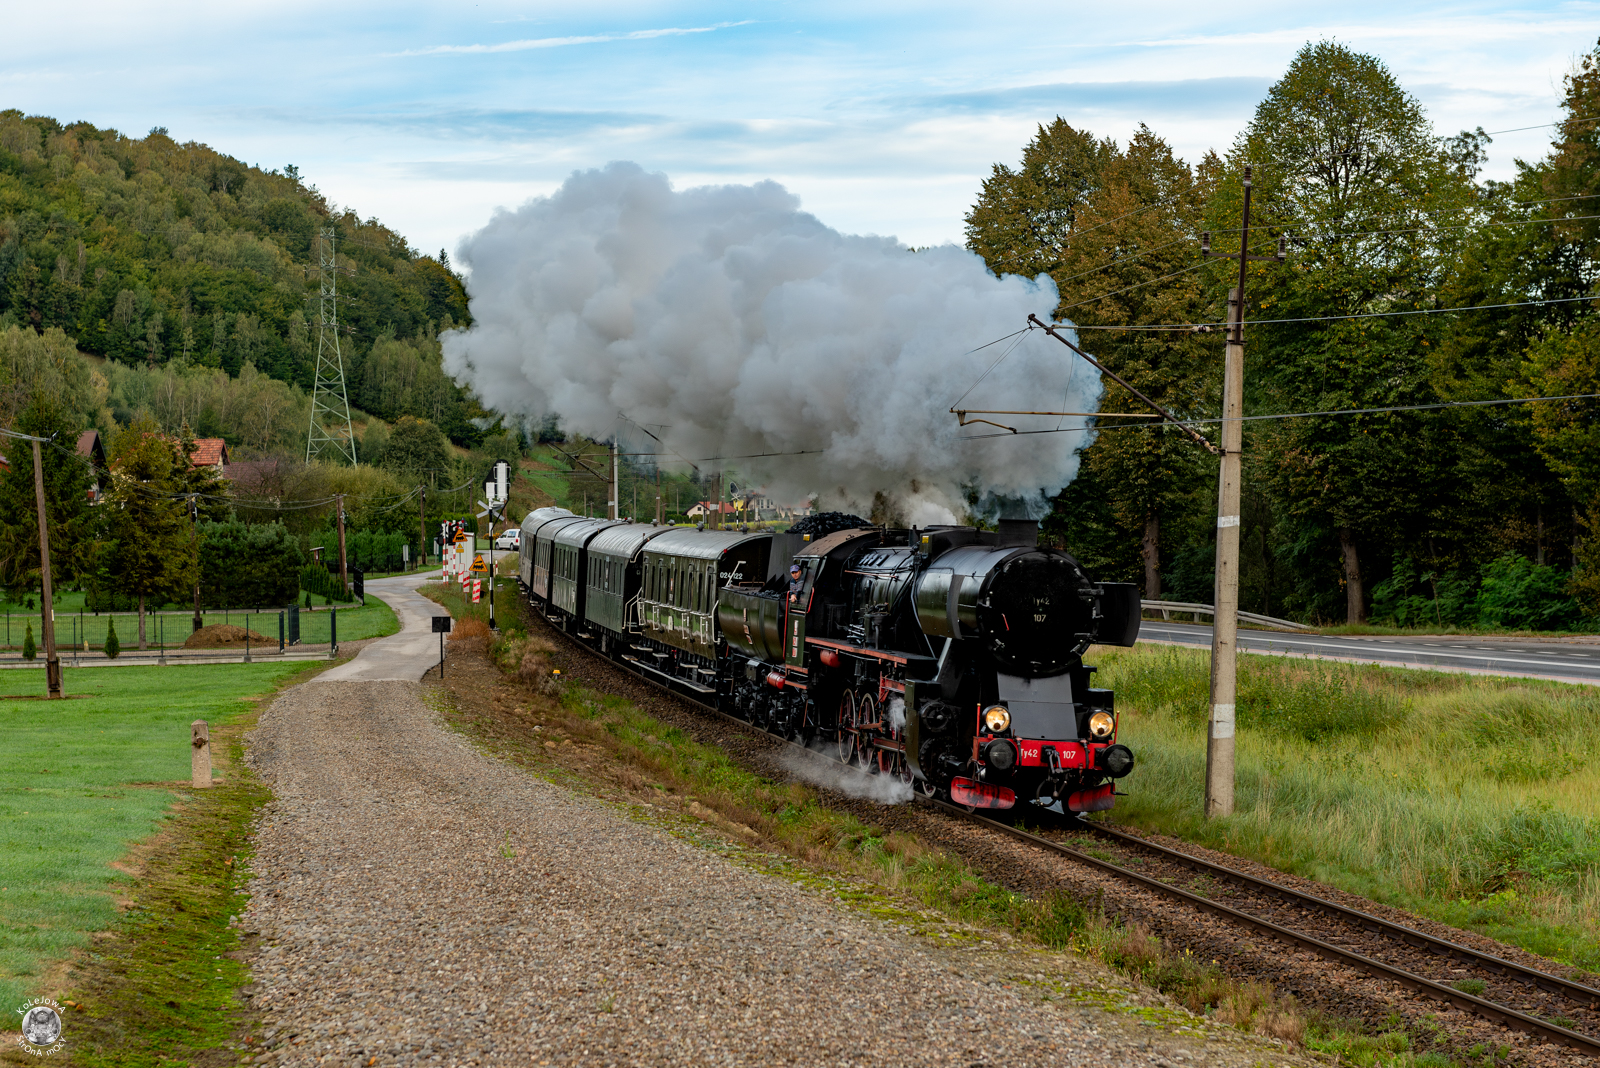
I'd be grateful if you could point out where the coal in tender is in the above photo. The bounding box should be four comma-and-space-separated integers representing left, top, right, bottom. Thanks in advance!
789, 512, 871, 538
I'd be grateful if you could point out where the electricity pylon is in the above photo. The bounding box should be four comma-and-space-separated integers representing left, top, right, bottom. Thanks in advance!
306, 227, 357, 465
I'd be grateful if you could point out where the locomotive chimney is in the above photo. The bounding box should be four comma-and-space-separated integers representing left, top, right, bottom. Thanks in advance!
994, 518, 1040, 548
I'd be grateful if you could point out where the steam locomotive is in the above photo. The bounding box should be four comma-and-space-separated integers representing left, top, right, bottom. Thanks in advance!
517, 507, 1141, 812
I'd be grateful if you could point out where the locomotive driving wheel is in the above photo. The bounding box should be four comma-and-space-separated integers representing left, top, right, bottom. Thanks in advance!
856, 694, 877, 771
836, 691, 857, 764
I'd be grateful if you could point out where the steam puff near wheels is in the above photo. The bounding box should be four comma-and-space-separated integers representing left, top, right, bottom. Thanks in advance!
440, 162, 1101, 521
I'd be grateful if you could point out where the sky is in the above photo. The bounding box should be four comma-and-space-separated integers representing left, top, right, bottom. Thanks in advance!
7, 2, 1599, 260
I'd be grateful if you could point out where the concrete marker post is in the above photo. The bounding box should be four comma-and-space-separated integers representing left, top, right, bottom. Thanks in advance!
191, 720, 211, 788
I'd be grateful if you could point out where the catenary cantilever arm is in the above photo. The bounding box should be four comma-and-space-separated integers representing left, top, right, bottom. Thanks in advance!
1025, 314, 1220, 455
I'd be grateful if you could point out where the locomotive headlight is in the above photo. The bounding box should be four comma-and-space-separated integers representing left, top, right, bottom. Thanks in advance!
982, 705, 1011, 733
1088, 711, 1116, 739
983, 738, 1017, 772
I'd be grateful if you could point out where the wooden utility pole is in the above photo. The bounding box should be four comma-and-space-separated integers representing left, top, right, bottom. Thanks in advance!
189, 495, 203, 632
419, 484, 427, 570
1199, 165, 1286, 818
1207, 284, 1245, 818
655, 467, 663, 525
31, 439, 62, 698
336, 494, 349, 592
608, 440, 619, 520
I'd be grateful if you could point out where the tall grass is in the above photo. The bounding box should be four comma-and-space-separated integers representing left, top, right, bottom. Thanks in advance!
1095, 645, 1600, 970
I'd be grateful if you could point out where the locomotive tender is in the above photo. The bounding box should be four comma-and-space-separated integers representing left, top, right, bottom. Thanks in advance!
518, 507, 1141, 811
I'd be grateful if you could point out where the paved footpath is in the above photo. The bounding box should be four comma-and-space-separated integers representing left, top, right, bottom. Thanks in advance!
239, 576, 1303, 1067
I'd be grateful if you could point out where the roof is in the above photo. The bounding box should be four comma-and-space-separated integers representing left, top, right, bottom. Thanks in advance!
552, 517, 624, 549
587, 523, 675, 561
76, 430, 102, 457
520, 506, 574, 535
642, 527, 769, 562
189, 438, 228, 466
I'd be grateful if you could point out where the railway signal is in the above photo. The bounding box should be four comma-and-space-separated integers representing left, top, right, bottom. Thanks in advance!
475, 491, 506, 631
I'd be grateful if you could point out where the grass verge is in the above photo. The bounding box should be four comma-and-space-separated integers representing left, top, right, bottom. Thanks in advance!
1093, 644, 1600, 973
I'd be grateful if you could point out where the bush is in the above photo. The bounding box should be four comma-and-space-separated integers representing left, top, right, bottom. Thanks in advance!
298, 563, 353, 604
1474, 554, 1585, 631
1370, 553, 1586, 632
104, 618, 120, 659
22, 622, 36, 660
84, 585, 143, 612
305, 527, 415, 572
1371, 555, 1476, 628
198, 520, 305, 608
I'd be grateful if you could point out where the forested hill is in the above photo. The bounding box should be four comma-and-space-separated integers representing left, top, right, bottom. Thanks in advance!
0, 110, 486, 442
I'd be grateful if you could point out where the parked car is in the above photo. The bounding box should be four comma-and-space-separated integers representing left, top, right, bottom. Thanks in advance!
493, 528, 521, 551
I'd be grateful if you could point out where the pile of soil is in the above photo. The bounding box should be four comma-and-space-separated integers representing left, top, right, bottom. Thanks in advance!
183, 624, 272, 648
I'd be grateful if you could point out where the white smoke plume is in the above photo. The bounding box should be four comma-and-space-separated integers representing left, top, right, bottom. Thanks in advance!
778, 743, 914, 806
442, 162, 1101, 521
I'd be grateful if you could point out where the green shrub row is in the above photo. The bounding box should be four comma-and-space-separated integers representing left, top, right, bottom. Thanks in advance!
1372, 553, 1590, 631
297, 564, 353, 604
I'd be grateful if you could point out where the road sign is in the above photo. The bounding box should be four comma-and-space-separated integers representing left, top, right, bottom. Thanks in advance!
453, 530, 471, 545
470, 554, 489, 574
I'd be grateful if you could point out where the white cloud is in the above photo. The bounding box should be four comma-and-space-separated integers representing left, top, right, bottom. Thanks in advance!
6, 2, 1597, 259
395, 21, 754, 56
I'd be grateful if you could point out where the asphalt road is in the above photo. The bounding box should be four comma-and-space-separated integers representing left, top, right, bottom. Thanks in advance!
309, 571, 451, 684
1137, 621, 1600, 686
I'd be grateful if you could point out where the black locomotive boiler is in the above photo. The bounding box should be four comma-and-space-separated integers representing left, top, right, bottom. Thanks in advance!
517, 507, 1141, 811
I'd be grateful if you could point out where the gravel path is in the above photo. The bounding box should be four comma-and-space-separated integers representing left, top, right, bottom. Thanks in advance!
237, 670, 1310, 1067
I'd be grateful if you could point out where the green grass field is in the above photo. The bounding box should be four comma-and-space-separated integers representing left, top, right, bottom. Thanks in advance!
1093, 645, 1600, 972
0, 662, 314, 1007
1, 595, 398, 653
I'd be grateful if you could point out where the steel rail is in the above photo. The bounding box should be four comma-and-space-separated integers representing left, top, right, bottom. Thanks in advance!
929, 802, 1600, 1056
519, 591, 1600, 1055
1079, 821, 1600, 1011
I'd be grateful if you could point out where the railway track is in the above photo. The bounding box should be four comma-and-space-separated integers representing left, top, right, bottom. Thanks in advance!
938, 804, 1600, 1058
521, 599, 1600, 1059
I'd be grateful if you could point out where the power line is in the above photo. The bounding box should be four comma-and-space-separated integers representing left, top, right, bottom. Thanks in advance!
955, 392, 1600, 441
948, 327, 1036, 410
1481, 114, 1600, 136
1064, 292, 1598, 332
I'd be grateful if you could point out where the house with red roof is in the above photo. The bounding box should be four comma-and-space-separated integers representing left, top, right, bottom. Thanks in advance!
188, 437, 229, 471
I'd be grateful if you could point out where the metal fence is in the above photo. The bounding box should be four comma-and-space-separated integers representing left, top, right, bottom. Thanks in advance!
1140, 599, 1311, 632
2, 603, 355, 654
